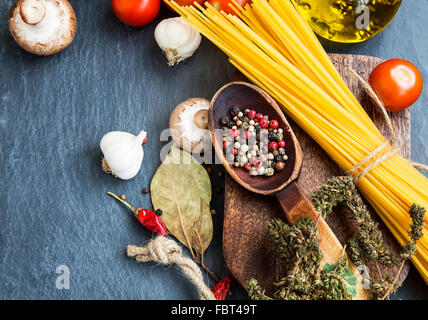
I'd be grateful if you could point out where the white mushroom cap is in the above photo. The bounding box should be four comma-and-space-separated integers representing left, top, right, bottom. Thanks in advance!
9, 0, 76, 56
169, 98, 211, 153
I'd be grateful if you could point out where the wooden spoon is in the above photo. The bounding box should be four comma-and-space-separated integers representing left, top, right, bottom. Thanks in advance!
210, 82, 368, 299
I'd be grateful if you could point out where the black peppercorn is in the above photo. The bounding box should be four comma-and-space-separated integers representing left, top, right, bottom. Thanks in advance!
231, 107, 240, 116
220, 117, 229, 126
155, 209, 163, 216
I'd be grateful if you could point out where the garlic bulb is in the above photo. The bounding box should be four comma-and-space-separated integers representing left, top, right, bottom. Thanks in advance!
154, 17, 201, 67
100, 130, 147, 180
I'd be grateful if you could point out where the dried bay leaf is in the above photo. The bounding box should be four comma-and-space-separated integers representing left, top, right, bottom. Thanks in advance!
191, 199, 213, 252
164, 146, 212, 205
151, 147, 213, 253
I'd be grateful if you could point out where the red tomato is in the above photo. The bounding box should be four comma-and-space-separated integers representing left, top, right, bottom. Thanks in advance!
164, 0, 206, 12
207, 0, 251, 15
111, 0, 161, 27
368, 59, 423, 112
171, 0, 206, 6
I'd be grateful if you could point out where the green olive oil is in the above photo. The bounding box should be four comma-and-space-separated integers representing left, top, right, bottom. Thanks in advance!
294, 0, 402, 43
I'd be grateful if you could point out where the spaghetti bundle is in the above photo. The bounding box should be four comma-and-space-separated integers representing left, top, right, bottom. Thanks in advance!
166, 0, 428, 283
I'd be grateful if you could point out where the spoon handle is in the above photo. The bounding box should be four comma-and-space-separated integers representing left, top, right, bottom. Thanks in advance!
275, 181, 369, 300
276, 181, 344, 263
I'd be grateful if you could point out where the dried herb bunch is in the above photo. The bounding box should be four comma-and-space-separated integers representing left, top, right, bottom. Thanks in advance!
370, 204, 425, 300
311, 176, 396, 267
247, 217, 354, 300
247, 176, 426, 300
310, 176, 426, 299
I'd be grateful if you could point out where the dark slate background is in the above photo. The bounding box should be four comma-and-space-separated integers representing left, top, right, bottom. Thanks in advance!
0, 0, 427, 300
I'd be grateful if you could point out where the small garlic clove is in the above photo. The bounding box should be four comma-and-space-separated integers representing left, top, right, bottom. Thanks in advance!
20, 0, 46, 25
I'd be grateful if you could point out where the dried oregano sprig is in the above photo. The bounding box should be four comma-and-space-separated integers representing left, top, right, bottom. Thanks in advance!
310, 176, 426, 299
400, 204, 425, 261
247, 217, 353, 300
247, 176, 426, 300
375, 204, 426, 300
311, 176, 396, 267
246, 279, 272, 300
267, 217, 323, 275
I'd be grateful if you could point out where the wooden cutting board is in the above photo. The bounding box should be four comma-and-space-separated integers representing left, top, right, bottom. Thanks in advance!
223, 54, 410, 299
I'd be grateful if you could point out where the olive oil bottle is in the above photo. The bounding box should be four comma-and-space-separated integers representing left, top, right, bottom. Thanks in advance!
294, 0, 402, 43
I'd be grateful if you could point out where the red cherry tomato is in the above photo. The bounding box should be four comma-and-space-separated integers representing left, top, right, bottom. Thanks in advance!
368, 59, 423, 112
164, 0, 206, 11
207, 0, 252, 15
170, 0, 206, 6
111, 0, 160, 27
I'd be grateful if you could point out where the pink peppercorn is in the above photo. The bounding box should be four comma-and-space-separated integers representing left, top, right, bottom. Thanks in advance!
259, 118, 269, 128
229, 129, 239, 138
270, 120, 279, 129
248, 110, 256, 119
269, 141, 278, 151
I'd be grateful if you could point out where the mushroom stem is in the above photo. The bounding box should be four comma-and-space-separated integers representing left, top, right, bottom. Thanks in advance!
20, 0, 46, 25
193, 109, 208, 129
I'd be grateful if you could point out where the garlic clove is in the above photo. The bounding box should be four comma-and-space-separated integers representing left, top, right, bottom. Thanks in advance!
100, 130, 146, 180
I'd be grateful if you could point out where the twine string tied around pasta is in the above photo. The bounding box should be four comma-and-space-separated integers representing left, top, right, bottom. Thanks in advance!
346, 69, 428, 183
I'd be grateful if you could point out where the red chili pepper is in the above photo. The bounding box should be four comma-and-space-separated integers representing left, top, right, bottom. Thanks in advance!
108, 192, 168, 236
211, 277, 231, 300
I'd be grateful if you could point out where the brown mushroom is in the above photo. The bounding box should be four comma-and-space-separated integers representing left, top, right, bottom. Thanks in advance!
169, 98, 211, 153
8, 0, 76, 56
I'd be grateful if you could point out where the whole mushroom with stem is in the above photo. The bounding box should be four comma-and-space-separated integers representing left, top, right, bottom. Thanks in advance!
169, 98, 211, 153
8, 0, 76, 56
